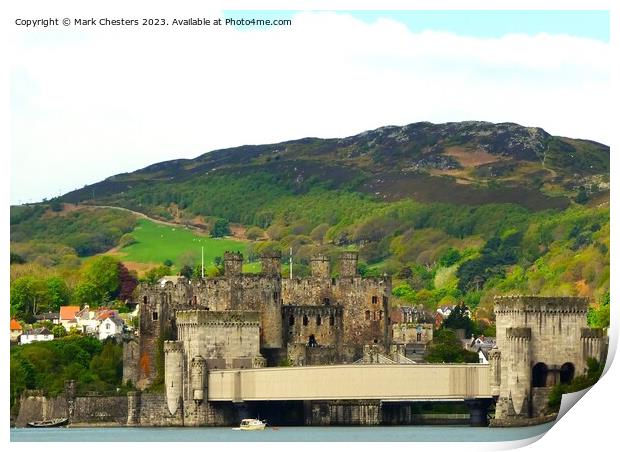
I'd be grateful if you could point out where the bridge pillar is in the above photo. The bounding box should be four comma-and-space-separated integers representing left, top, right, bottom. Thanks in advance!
464, 398, 493, 427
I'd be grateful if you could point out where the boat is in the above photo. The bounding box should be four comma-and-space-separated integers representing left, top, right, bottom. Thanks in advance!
27, 418, 69, 428
232, 418, 267, 431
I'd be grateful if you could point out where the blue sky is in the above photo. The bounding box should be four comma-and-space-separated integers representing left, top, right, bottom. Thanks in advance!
224, 10, 609, 41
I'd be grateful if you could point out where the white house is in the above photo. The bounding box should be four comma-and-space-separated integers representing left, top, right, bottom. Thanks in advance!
75, 305, 100, 335
20, 327, 54, 345
98, 317, 125, 341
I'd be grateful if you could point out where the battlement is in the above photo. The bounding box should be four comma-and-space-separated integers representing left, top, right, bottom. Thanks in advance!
163, 341, 184, 353
494, 295, 589, 313
176, 310, 260, 326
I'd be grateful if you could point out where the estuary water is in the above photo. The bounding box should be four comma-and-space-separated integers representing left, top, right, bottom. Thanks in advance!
11, 424, 554, 442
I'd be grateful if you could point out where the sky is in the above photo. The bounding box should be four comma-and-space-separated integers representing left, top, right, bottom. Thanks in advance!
9, 9, 610, 204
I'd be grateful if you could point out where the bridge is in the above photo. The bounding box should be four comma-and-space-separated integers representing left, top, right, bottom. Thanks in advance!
208, 364, 492, 402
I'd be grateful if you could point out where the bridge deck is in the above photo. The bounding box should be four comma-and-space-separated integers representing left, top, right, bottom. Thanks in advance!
207, 364, 491, 402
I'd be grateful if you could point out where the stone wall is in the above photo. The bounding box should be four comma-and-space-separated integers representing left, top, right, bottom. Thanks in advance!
282, 305, 343, 347
14, 393, 68, 427
72, 395, 128, 425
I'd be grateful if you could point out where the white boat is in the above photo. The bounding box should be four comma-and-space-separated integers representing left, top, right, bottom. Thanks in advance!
232, 418, 267, 431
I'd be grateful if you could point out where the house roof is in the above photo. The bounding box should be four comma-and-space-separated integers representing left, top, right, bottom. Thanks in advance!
35, 312, 60, 321
96, 309, 120, 321
10, 319, 22, 331
101, 316, 125, 327
24, 327, 52, 336
60, 306, 81, 320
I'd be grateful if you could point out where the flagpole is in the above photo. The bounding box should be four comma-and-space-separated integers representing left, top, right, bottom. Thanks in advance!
289, 247, 293, 279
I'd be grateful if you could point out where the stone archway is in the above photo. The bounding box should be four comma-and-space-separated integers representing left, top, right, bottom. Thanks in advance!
532, 362, 548, 387
560, 362, 575, 384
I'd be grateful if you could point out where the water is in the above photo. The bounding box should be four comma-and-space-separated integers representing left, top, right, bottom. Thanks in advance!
10, 424, 554, 442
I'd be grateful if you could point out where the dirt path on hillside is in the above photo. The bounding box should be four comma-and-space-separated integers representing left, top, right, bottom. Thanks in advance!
72, 204, 248, 240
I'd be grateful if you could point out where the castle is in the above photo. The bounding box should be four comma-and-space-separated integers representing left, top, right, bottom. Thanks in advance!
490, 295, 607, 421
123, 251, 393, 390
115, 251, 608, 427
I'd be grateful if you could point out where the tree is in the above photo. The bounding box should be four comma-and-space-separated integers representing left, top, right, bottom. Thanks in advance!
45, 276, 70, 312
117, 263, 138, 302
179, 265, 193, 278
442, 303, 476, 338
52, 324, 67, 338
73, 281, 102, 306
439, 248, 461, 267
163, 259, 173, 267
142, 265, 171, 284
425, 329, 479, 363
10, 252, 25, 264
575, 186, 589, 205
211, 218, 231, 238
246, 226, 264, 240
80, 256, 121, 301
10, 276, 46, 320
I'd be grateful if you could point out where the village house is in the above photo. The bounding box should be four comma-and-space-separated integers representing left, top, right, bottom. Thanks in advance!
98, 316, 125, 341
75, 305, 100, 334
59, 305, 81, 331
20, 327, 54, 345
10, 319, 23, 342
34, 311, 60, 325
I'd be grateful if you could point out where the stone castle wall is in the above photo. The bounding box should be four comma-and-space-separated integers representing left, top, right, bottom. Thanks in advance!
282, 305, 343, 347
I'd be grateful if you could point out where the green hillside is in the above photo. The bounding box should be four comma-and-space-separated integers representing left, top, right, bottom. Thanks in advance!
9, 121, 610, 330
116, 219, 249, 270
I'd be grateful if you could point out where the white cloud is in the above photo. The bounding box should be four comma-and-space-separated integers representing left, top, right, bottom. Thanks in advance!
10, 11, 610, 203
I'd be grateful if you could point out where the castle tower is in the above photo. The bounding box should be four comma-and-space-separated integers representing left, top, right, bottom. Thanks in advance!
223, 251, 243, 276
164, 341, 184, 416
260, 251, 282, 276
339, 251, 358, 278
190, 355, 207, 402
311, 254, 331, 278
493, 295, 606, 420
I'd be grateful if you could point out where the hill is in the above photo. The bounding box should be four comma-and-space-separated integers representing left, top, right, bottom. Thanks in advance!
59, 121, 608, 216
10, 121, 609, 328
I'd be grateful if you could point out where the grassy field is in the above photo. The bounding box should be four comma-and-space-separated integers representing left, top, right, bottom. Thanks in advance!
116, 219, 256, 271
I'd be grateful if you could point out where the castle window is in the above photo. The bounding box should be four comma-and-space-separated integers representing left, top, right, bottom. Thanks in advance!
365, 310, 371, 320
152, 312, 158, 321
373, 338, 378, 344
373, 311, 376, 320
273, 291, 279, 302
378, 310, 383, 320
289, 315, 295, 326
303, 315, 309, 326
316, 315, 322, 326
330, 315, 335, 326
193, 295, 197, 305
323, 297, 330, 305
372, 296, 378, 304
143, 296, 148, 304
